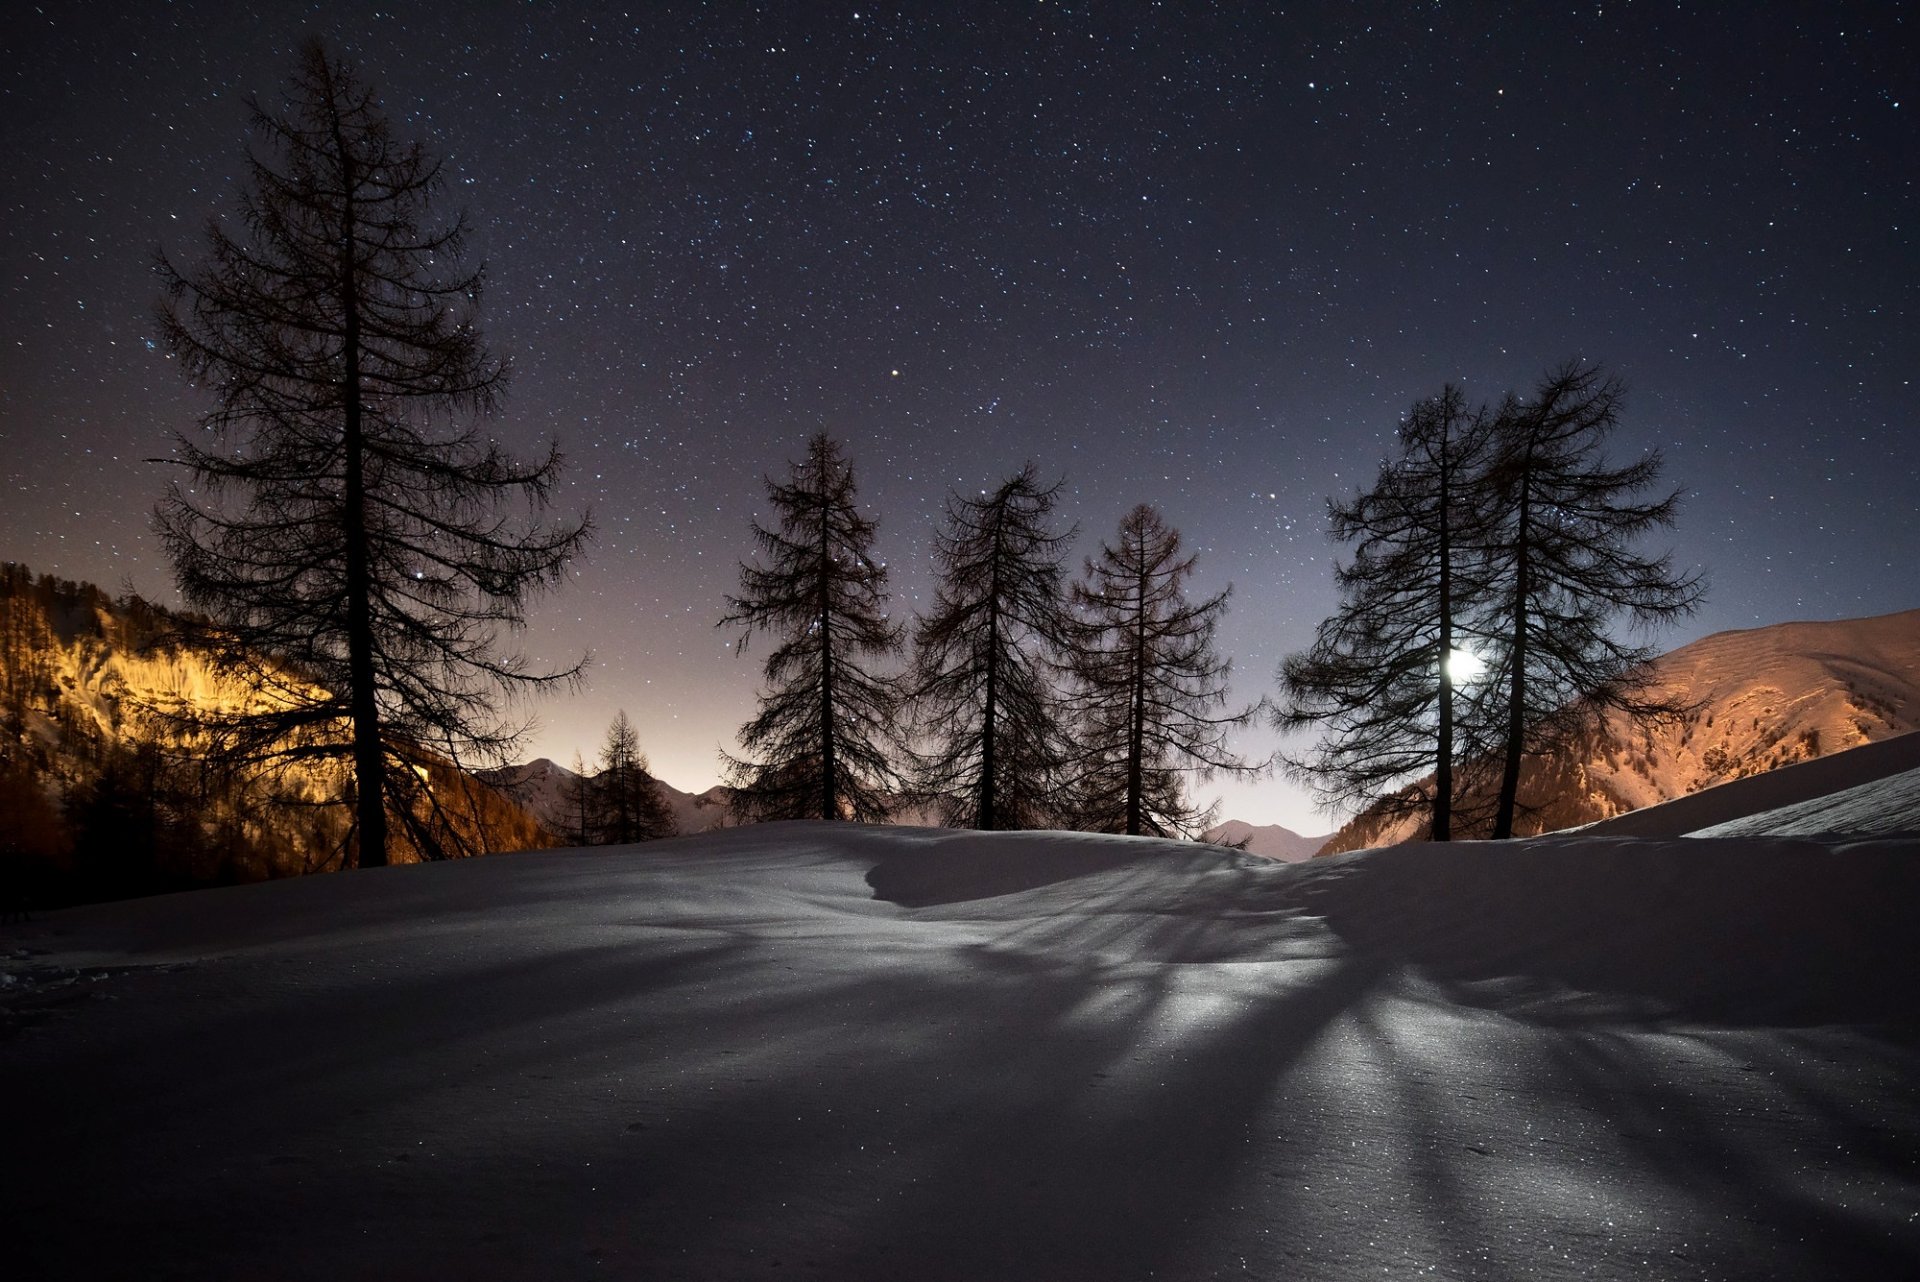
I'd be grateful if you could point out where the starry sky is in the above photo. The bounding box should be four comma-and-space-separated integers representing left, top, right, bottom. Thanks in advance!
3, 2, 1914, 833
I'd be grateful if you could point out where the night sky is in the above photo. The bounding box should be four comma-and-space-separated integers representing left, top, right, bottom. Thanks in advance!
3, 3, 1914, 833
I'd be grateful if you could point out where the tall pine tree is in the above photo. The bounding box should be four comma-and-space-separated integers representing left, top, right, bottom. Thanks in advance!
721, 433, 903, 823
1066, 505, 1260, 837
1482, 362, 1705, 838
154, 40, 587, 867
909, 465, 1075, 829
1279, 386, 1500, 839
595, 710, 677, 843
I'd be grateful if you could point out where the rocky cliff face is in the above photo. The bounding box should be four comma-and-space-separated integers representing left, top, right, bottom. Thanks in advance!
1321, 608, 1920, 853
0, 564, 548, 903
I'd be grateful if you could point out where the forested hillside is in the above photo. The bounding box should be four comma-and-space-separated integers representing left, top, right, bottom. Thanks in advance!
0, 564, 547, 905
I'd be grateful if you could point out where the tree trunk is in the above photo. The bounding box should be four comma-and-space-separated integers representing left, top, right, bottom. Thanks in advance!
1493, 480, 1530, 839
978, 506, 1004, 830
818, 497, 837, 821
332, 126, 387, 869
1125, 549, 1148, 837
1432, 400, 1467, 841
1435, 514, 1454, 843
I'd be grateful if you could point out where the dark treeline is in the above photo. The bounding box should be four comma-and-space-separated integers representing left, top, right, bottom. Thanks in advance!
705, 361, 1700, 843
558, 711, 678, 847
3, 38, 1710, 910
1279, 362, 1705, 841
720, 433, 1262, 837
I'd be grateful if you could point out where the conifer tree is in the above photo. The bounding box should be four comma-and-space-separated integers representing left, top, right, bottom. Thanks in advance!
909, 465, 1075, 829
1066, 504, 1260, 837
154, 40, 588, 867
595, 710, 677, 843
1279, 387, 1500, 839
721, 433, 903, 822
565, 752, 597, 848
1481, 362, 1705, 838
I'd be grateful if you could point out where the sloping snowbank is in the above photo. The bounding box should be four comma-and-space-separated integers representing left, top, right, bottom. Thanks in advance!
5, 822, 1917, 1280
1582, 731, 1920, 838
1696, 765, 1920, 839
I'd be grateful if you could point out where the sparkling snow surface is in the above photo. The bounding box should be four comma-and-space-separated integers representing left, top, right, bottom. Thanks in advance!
6, 822, 1918, 1280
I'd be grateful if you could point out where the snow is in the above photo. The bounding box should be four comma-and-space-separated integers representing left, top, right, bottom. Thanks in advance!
6, 821, 1918, 1279
1584, 730, 1920, 838
1695, 764, 1920, 839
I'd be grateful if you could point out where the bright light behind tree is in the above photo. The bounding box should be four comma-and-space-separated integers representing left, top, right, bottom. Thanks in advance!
1446, 647, 1487, 683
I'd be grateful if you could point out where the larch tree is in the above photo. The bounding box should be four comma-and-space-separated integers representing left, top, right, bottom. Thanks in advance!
721, 433, 904, 823
1279, 386, 1501, 840
154, 40, 588, 868
1481, 362, 1706, 838
595, 710, 677, 843
909, 465, 1076, 830
1066, 504, 1261, 837
564, 751, 597, 849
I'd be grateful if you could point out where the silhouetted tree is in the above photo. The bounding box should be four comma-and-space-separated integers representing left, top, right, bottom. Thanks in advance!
154, 40, 587, 867
721, 433, 903, 822
1481, 362, 1705, 838
1066, 504, 1260, 837
909, 465, 1075, 829
595, 710, 676, 843
1279, 386, 1501, 840
564, 751, 597, 848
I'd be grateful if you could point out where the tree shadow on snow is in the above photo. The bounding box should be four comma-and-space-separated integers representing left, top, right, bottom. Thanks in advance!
1287, 836, 1920, 1030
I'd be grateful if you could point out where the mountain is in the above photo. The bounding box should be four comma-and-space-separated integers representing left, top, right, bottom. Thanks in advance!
1200, 819, 1329, 861
480, 756, 733, 840
1323, 607, 1920, 852
491, 757, 1314, 850
0, 563, 550, 902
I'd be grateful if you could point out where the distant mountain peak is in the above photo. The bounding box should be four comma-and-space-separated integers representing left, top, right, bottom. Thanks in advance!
1201, 819, 1330, 862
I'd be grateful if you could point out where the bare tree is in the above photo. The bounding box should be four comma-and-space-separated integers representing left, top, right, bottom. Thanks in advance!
908, 465, 1076, 830
1482, 362, 1706, 838
564, 752, 597, 848
1066, 504, 1261, 837
721, 433, 903, 823
595, 710, 677, 843
154, 40, 588, 867
1279, 387, 1501, 840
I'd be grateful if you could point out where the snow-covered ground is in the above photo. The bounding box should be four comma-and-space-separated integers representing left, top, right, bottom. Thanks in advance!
1583, 729, 1920, 838
5, 818, 1917, 1279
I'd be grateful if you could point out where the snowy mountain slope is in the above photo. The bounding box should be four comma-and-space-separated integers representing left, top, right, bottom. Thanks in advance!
6, 822, 1916, 1280
1200, 818, 1329, 861
1587, 608, 1920, 809
1326, 607, 1920, 850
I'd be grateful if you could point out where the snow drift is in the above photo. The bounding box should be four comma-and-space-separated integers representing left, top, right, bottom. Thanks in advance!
1584, 729, 1920, 838
5, 820, 1917, 1280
